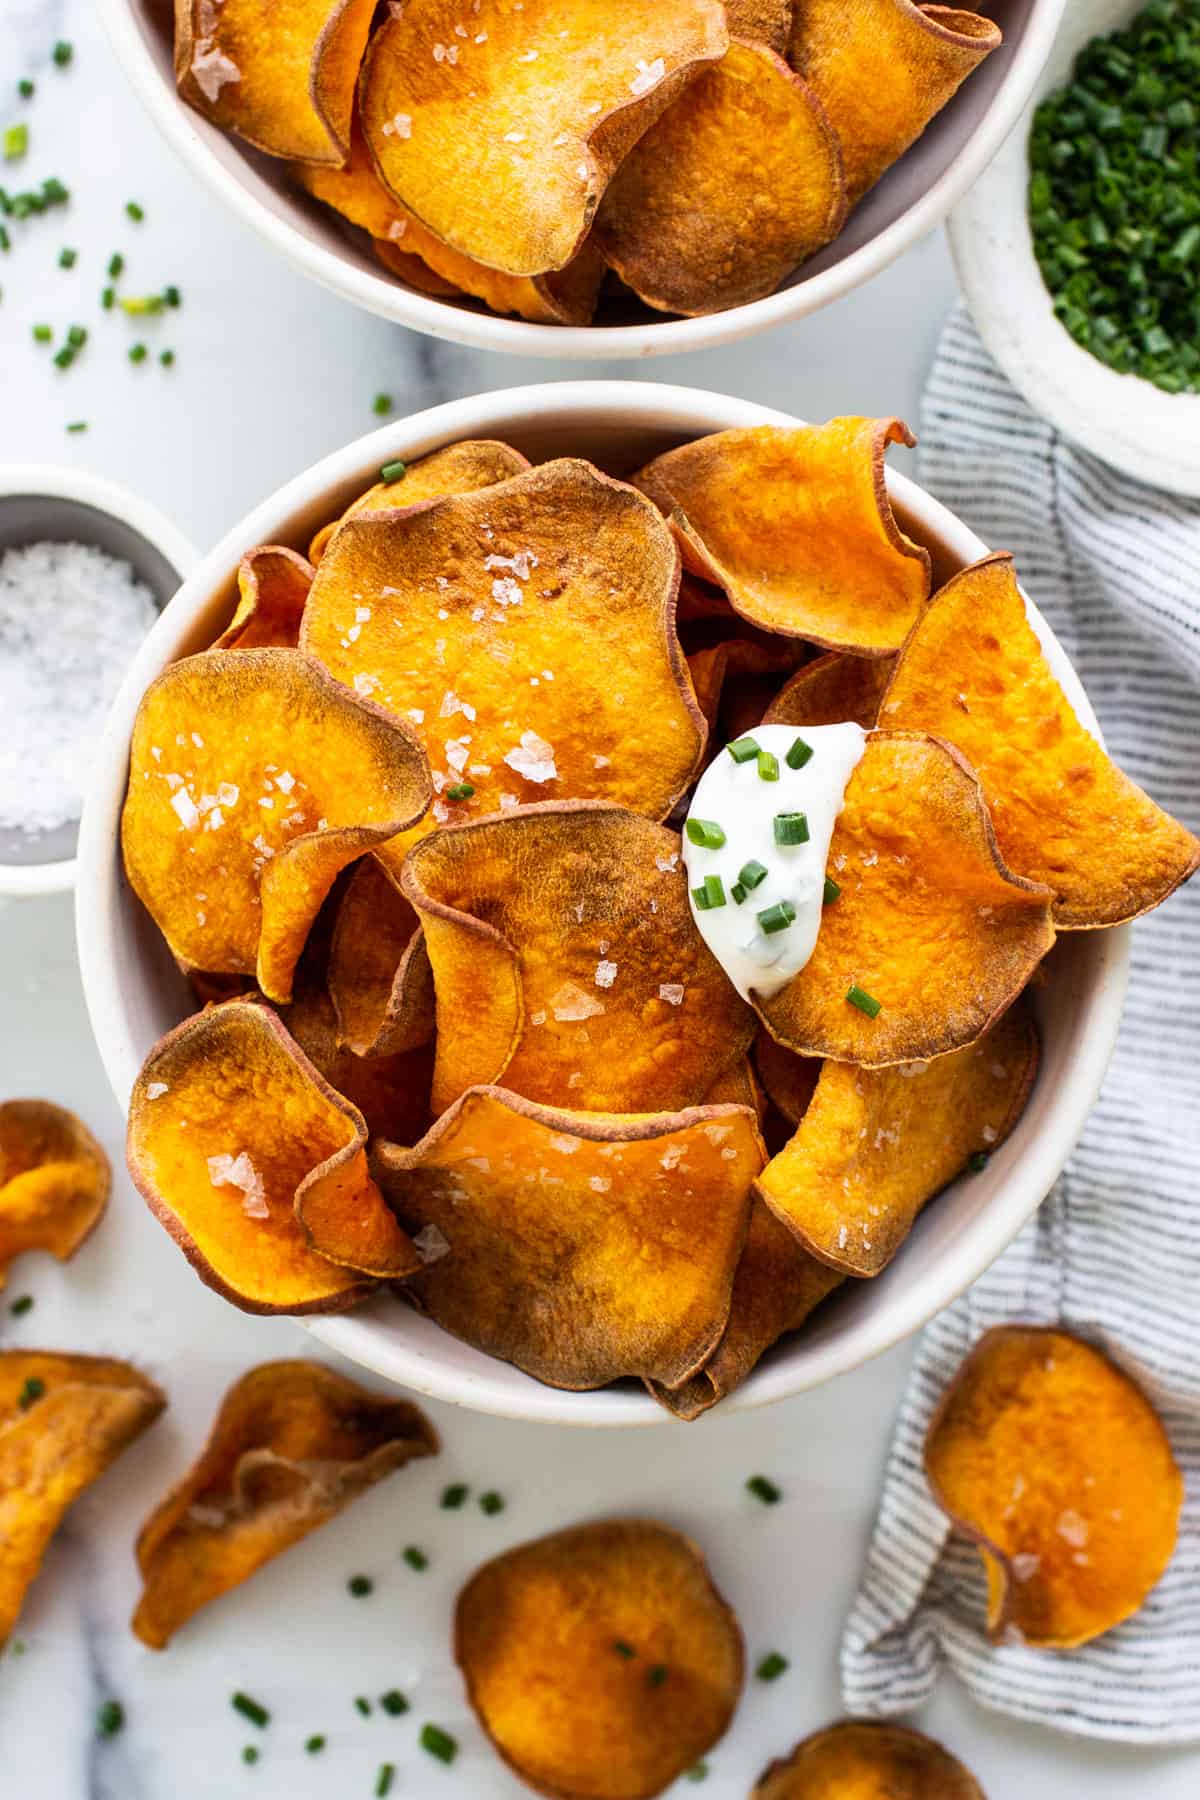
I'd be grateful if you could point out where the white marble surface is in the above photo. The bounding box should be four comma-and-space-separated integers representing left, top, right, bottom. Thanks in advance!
1, 4, 1198, 1798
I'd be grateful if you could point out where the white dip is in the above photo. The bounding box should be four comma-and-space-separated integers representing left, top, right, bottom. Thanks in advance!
682, 721, 866, 1001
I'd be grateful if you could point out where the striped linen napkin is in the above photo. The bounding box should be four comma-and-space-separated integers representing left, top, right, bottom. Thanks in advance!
840, 304, 1200, 1744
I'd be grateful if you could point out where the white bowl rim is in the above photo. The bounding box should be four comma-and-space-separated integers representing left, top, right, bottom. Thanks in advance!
76, 379, 1130, 1426
99, 0, 1069, 361
0, 463, 197, 899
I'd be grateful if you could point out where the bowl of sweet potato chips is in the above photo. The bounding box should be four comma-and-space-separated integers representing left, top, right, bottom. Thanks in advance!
79, 381, 1197, 1424
101, 0, 1067, 354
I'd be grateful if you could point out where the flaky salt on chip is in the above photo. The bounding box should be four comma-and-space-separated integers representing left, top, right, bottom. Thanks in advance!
925, 1326, 1182, 1650
175, 0, 375, 163
128, 1000, 418, 1311
757, 733, 1055, 1066
133, 1360, 437, 1648
308, 437, 530, 563
121, 647, 431, 1004
757, 998, 1037, 1278
597, 43, 845, 317
456, 1520, 743, 1798
636, 422, 930, 654
0, 1100, 110, 1289
881, 552, 1200, 927
213, 546, 313, 651
328, 858, 434, 1059
652, 1201, 841, 1419
301, 461, 705, 841
752, 1033, 819, 1127
754, 1720, 984, 1799
376, 1088, 762, 1391
788, 0, 1002, 206
1, 1351, 164, 1647
765, 650, 893, 730
361, 0, 729, 277
401, 803, 754, 1116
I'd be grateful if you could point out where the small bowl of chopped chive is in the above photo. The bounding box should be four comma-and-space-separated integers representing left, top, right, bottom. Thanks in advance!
0, 467, 195, 897
948, 0, 1200, 495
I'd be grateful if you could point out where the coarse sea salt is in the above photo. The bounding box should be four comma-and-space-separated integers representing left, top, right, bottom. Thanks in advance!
0, 541, 158, 836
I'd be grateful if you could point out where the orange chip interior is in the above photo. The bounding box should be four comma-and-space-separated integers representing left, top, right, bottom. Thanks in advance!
0, 1100, 110, 1289
924, 1325, 1183, 1649
328, 857, 434, 1059
456, 1520, 744, 1799
754, 1719, 985, 1799
213, 545, 313, 651
307, 437, 530, 563
635, 421, 931, 653
765, 650, 893, 730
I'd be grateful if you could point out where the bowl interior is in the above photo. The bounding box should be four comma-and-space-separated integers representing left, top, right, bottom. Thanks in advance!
78, 384, 1128, 1425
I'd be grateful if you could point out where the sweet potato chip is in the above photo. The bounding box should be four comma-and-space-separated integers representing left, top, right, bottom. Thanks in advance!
127, 1000, 417, 1311
175, 0, 375, 164
401, 803, 755, 1116
597, 43, 845, 317
754, 1720, 984, 1799
301, 460, 705, 845
133, 1359, 438, 1649
752, 1033, 819, 1127
702, 1056, 765, 1121
757, 733, 1055, 1066
765, 650, 893, 730
880, 553, 1200, 927
372, 235, 464, 296
456, 1520, 743, 1798
787, 0, 1002, 206
360, 0, 729, 276
924, 1326, 1183, 1649
728, 0, 794, 54
652, 1200, 841, 1419
308, 437, 530, 564
635, 422, 931, 654
0, 1100, 110, 1289
376, 1087, 762, 1391
328, 857, 435, 1058
282, 967, 436, 1146
0, 1351, 164, 1648
687, 635, 810, 751
121, 647, 431, 1004
213, 546, 313, 652
757, 998, 1038, 1277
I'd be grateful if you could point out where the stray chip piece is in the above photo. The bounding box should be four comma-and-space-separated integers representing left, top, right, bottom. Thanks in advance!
0, 1100, 110, 1289
597, 43, 845, 317
880, 552, 1200, 927
132, 1360, 438, 1649
756, 733, 1055, 1066
127, 1001, 416, 1311
213, 546, 314, 651
757, 997, 1038, 1277
360, 0, 729, 277
121, 647, 431, 1004
456, 1520, 743, 1797
301, 461, 705, 839
753, 1719, 984, 1799
175, 0, 376, 163
401, 804, 754, 1116
924, 1326, 1182, 1650
764, 650, 893, 731
751, 1033, 819, 1127
635, 422, 931, 654
376, 1087, 762, 1391
328, 858, 435, 1059
788, 0, 1002, 207
0, 1351, 164, 1648
307, 438, 530, 563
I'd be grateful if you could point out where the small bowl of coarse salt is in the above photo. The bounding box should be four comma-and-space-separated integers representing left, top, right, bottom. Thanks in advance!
0, 467, 195, 897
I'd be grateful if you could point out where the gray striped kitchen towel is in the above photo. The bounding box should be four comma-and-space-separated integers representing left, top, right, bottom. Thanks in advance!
840, 303, 1200, 1744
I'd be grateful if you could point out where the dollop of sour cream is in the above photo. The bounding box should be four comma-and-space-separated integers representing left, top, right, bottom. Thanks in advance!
682, 721, 866, 1001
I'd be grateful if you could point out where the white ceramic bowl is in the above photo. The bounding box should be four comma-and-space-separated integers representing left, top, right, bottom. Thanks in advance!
0, 466, 195, 899
76, 382, 1129, 1425
949, 0, 1200, 495
100, 0, 1067, 359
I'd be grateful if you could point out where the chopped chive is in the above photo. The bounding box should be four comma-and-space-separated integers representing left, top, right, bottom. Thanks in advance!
0, 226, 10, 251
746, 1474, 782, 1504
379, 459, 407, 483
967, 1150, 990, 1174
164, 283, 181, 307
686, 1763, 710, 1783
231, 1693, 270, 1728
613, 1640, 636, 1658
685, 816, 726, 850
402, 1546, 428, 1571
120, 294, 164, 314
380, 1690, 409, 1716
52, 345, 74, 368
17, 1377, 44, 1410
373, 392, 392, 416
757, 900, 796, 936
446, 781, 474, 800
242, 1746, 259, 1766
756, 749, 780, 782
846, 984, 881, 1019
41, 177, 67, 204
101, 286, 115, 309
441, 1482, 469, 1509
785, 735, 814, 770
129, 343, 147, 364
730, 881, 747, 905
9, 1295, 33, 1315
53, 40, 73, 66
822, 875, 841, 906
355, 1697, 372, 1717
125, 200, 144, 221
66, 323, 86, 346
756, 1651, 789, 1682
32, 323, 51, 342
738, 859, 768, 891
18, 79, 34, 99
58, 246, 76, 268
376, 1763, 396, 1797
66, 421, 87, 434
305, 1735, 326, 1753
347, 1574, 373, 1597
646, 1664, 668, 1688
479, 1489, 505, 1515
726, 736, 759, 763
420, 1724, 458, 1765
692, 874, 726, 911
95, 1701, 124, 1739
4, 124, 29, 161
107, 252, 123, 279
160, 349, 175, 367
773, 812, 809, 846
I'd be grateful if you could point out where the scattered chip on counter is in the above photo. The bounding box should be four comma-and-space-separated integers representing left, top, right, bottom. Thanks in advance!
753, 1718, 985, 1798
0, 1100, 110, 1288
